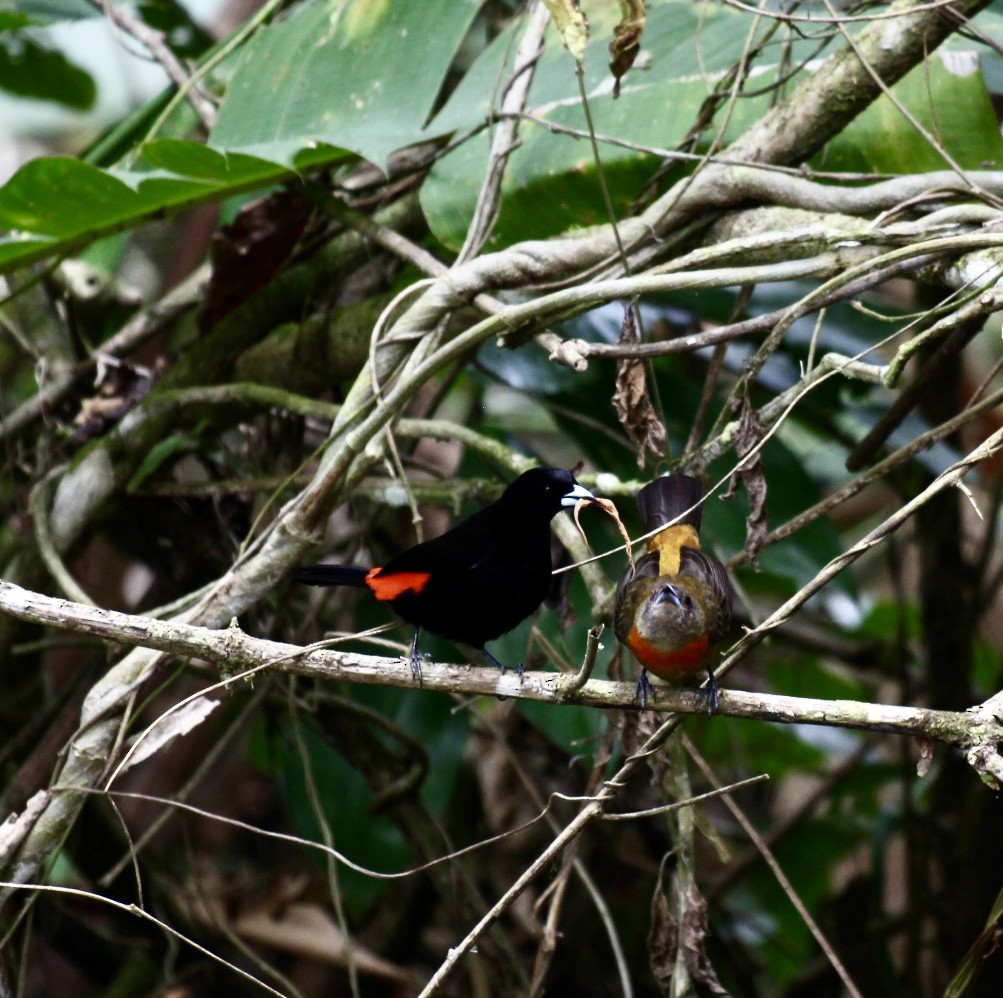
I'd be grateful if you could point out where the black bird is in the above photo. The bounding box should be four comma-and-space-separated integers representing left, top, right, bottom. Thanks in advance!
294, 467, 595, 679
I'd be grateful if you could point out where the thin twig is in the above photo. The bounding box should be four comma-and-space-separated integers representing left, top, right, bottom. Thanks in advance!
91, 0, 216, 128
684, 738, 865, 998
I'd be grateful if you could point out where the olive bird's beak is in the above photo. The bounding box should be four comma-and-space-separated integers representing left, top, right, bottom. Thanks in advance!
560, 483, 595, 508
654, 584, 683, 607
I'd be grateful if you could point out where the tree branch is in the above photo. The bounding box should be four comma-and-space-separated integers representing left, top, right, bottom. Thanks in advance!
0, 581, 997, 786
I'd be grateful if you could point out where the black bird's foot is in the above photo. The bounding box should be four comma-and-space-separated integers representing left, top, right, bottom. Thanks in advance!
481, 647, 524, 678
408, 630, 425, 686
407, 653, 424, 685
702, 667, 720, 715
634, 670, 656, 709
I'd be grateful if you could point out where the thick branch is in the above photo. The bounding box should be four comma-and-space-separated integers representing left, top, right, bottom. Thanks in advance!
0, 581, 992, 755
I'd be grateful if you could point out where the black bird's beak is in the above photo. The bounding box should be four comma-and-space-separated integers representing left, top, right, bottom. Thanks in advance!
560, 482, 595, 507
654, 584, 683, 607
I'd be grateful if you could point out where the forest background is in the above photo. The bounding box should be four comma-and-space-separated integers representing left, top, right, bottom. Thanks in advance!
2, 0, 1003, 995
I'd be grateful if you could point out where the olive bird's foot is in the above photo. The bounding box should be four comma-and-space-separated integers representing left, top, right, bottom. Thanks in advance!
634, 670, 656, 710
482, 648, 524, 678
702, 669, 720, 716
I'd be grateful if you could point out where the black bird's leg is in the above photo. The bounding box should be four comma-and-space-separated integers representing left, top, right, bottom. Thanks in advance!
634, 669, 655, 709
408, 628, 424, 686
481, 647, 524, 677
703, 664, 719, 715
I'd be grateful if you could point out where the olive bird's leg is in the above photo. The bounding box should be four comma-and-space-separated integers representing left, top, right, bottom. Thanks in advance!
634, 668, 656, 710
703, 664, 720, 716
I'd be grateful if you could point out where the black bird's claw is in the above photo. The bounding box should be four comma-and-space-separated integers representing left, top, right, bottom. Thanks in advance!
634, 670, 656, 710
482, 648, 524, 678
408, 630, 425, 687
408, 653, 424, 686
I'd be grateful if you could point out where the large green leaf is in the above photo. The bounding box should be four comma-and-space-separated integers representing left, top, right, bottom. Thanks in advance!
421, 0, 813, 249
0, 140, 346, 274
422, 0, 1003, 249
210, 0, 484, 169
0, 33, 94, 107
0, 12, 32, 30
0, 0, 484, 276
813, 52, 1003, 173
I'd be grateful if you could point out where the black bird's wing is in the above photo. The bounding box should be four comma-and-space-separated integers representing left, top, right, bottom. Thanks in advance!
377, 503, 555, 648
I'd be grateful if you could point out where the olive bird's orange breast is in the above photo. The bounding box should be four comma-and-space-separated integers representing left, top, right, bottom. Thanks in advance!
625, 626, 710, 681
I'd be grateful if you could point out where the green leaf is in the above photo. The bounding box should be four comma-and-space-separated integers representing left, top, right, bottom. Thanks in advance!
210, 0, 484, 169
127, 434, 196, 490
0, 142, 346, 274
814, 52, 1003, 173
0, 0, 484, 276
0, 13, 32, 30
422, 1, 788, 249
0, 34, 95, 108
944, 879, 1003, 998
423, 0, 1003, 249
12, 0, 96, 21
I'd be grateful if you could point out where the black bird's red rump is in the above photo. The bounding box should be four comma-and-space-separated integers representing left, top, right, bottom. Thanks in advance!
294, 467, 595, 675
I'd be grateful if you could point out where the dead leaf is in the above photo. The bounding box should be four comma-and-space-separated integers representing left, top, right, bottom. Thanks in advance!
120, 698, 221, 772
575, 496, 635, 571
198, 187, 312, 331
916, 736, 935, 777
73, 359, 155, 438
647, 870, 677, 991
235, 900, 414, 982
648, 868, 727, 994
609, 0, 646, 97
543, 0, 590, 62
0, 790, 49, 866
723, 395, 768, 568
613, 306, 667, 468
681, 881, 728, 994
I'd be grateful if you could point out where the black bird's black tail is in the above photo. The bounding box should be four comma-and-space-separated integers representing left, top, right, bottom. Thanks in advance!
636, 474, 704, 533
293, 564, 369, 587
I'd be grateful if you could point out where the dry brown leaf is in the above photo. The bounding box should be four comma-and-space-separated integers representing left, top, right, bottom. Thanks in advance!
916, 736, 935, 777
609, 0, 646, 97
613, 307, 667, 468
198, 187, 312, 331
234, 898, 414, 982
120, 698, 221, 772
575, 496, 634, 571
681, 881, 728, 994
648, 875, 727, 994
647, 872, 677, 991
543, 0, 590, 62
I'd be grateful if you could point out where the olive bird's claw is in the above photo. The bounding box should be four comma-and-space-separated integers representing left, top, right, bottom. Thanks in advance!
634, 670, 656, 710
703, 668, 720, 715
